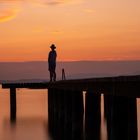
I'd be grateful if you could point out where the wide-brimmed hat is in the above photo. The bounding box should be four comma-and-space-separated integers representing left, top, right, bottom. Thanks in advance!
50, 44, 56, 49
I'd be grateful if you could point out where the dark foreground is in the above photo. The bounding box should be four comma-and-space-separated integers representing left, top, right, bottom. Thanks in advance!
2, 75, 140, 140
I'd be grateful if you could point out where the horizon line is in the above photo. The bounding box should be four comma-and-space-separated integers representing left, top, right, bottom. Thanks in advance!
0, 60, 140, 63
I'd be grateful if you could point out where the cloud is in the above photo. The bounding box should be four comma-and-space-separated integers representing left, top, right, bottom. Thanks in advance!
0, 1, 21, 23
51, 30, 62, 34
84, 9, 95, 13
31, 0, 83, 6
0, 0, 84, 23
44, 0, 63, 5
32, 26, 45, 33
47, 0, 72, 5
0, 8, 19, 23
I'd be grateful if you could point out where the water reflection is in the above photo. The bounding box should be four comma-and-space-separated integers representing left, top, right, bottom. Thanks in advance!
0, 86, 139, 140
2, 119, 49, 140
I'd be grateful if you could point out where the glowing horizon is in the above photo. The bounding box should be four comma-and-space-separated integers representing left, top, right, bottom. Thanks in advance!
0, 0, 140, 62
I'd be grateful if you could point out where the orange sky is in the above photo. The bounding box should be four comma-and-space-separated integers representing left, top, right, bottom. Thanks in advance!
0, 0, 140, 62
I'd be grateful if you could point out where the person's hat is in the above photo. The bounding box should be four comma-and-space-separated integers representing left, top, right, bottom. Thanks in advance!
50, 44, 56, 49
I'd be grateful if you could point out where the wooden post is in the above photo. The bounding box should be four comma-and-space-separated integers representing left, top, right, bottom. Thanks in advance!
128, 97, 137, 140
104, 94, 113, 140
85, 91, 101, 140
57, 89, 65, 139
105, 95, 138, 140
62, 89, 84, 140
64, 89, 73, 140
52, 88, 58, 138
72, 90, 84, 140
48, 88, 66, 139
53, 88, 62, 139
48, 88, 52, 135
104, 95, 113, 120
10, 88, 16, 122
48, 88, 55, 137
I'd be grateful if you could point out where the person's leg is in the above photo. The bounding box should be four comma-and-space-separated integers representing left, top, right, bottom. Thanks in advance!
50, 71, 53, 82
53, 71, 56, 82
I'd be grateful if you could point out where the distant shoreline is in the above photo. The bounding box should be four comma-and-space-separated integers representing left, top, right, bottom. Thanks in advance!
0, 60, 140, 63
0, 60, 140, 81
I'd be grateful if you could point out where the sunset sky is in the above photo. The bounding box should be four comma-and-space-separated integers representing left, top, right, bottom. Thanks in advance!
0, 0, 140, 62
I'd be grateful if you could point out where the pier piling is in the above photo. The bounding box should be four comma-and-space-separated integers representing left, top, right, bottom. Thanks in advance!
10, 88, 16, 121
105, 95, 137, 140
85, 91, 101, 140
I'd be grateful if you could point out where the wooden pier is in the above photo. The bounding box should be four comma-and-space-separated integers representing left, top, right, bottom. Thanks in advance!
2, 75, 140, 140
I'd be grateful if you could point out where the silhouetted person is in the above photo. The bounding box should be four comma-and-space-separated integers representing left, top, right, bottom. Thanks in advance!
48, 44, 57, 82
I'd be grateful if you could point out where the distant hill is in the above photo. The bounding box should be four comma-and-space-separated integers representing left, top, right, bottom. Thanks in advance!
0, 61, 140, 83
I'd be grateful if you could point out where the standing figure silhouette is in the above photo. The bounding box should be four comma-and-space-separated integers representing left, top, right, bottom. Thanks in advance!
48, 44, 57, 82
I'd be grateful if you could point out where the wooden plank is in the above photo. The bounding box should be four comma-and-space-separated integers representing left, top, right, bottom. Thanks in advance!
2, 75, 140, 97
2, 82, 50, 89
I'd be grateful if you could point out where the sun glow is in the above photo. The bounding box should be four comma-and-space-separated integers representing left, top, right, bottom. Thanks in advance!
0, 0, 140, 62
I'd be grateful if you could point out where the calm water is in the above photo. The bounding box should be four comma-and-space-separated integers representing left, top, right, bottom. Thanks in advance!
0, 85, 139, 140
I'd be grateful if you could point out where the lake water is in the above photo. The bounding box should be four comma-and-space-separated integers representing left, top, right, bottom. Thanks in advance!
0, 85, 139, 140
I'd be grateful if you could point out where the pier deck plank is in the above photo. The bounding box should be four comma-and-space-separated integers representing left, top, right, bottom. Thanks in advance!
2, 75, 140, 97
